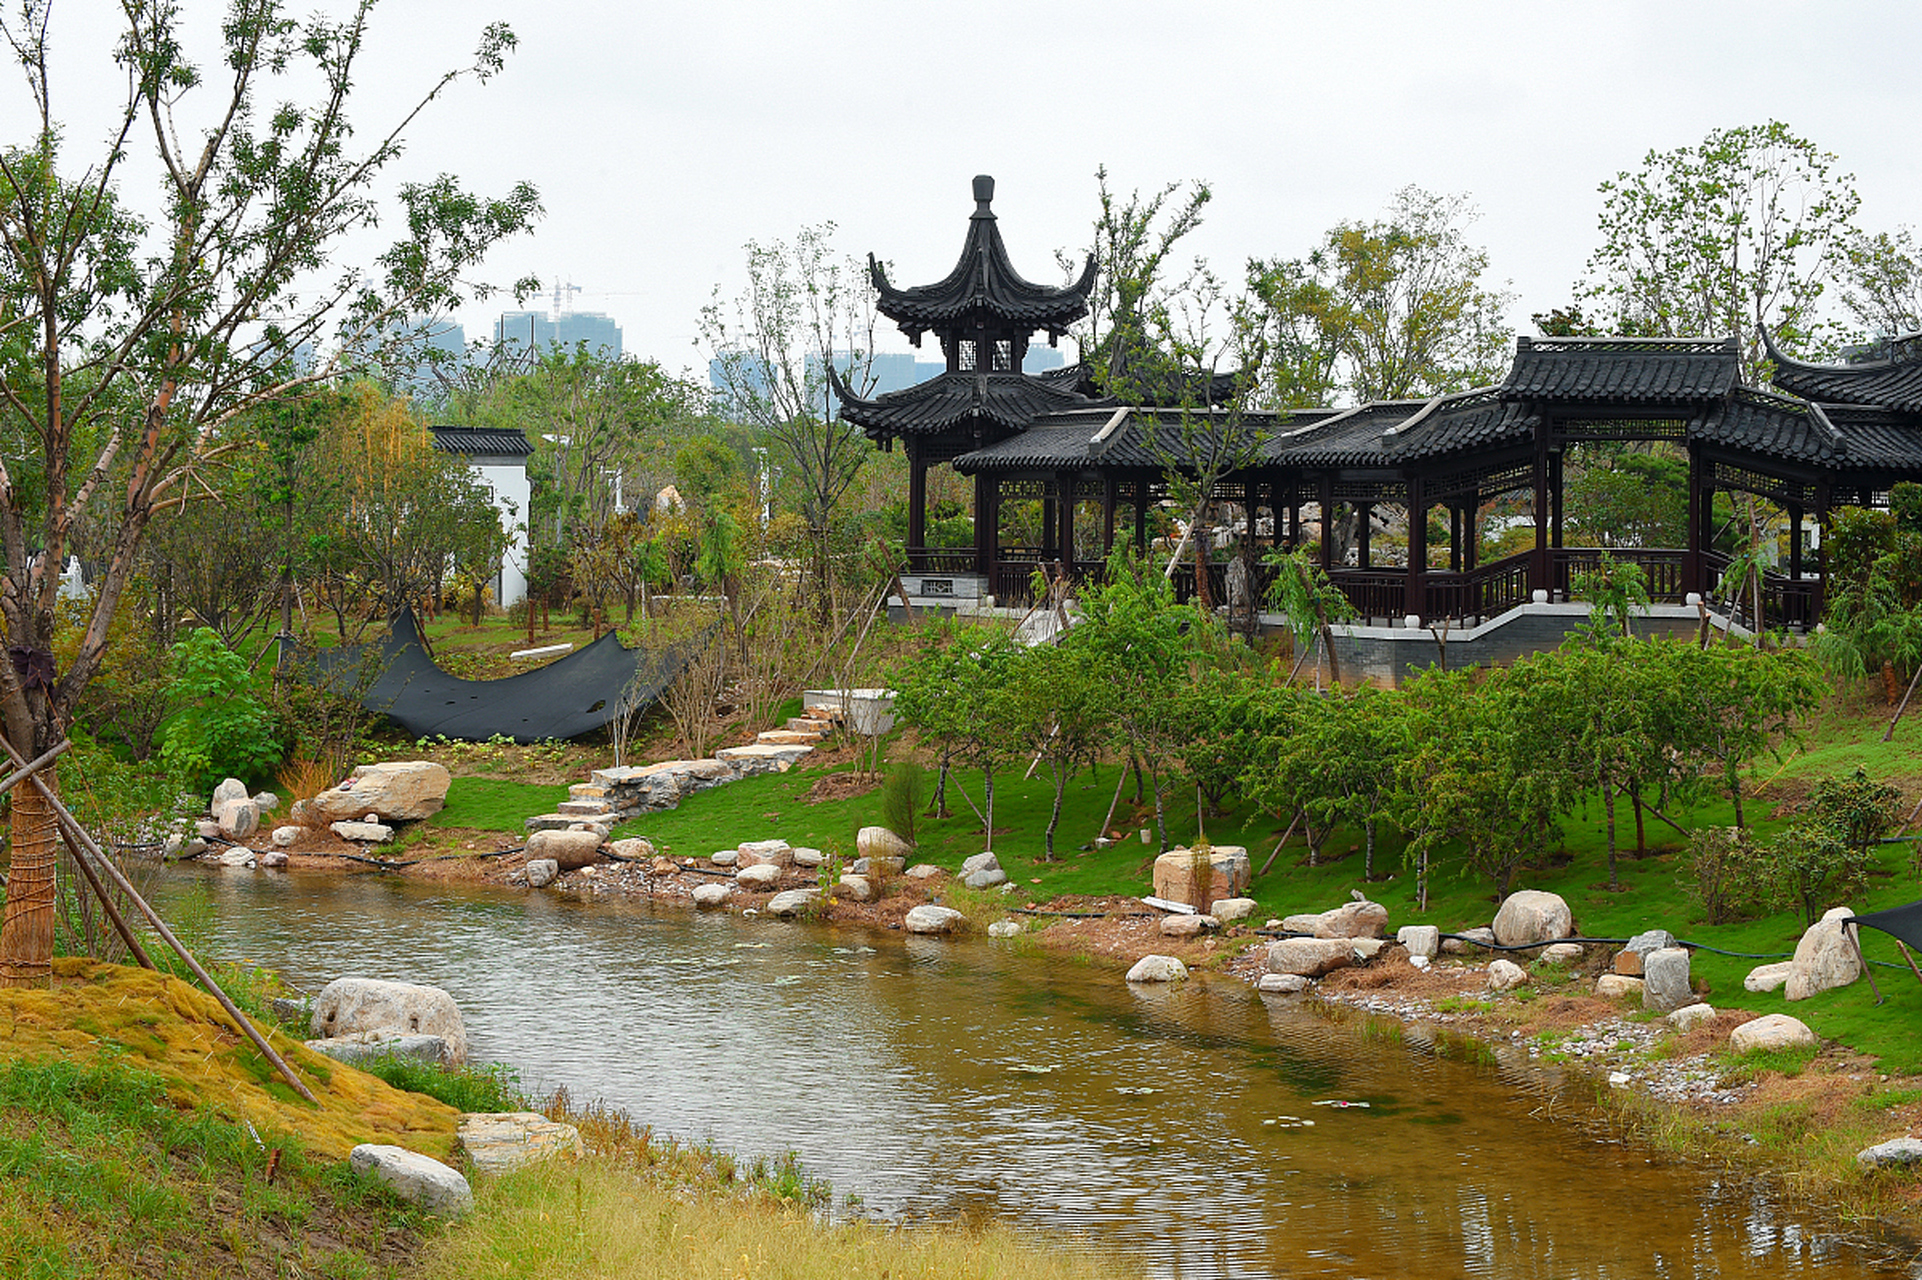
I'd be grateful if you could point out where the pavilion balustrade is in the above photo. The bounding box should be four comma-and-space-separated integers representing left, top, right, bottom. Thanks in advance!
903, 546, 978, 574
1551, 548, 1690, 603
1417, 551, 1533, 623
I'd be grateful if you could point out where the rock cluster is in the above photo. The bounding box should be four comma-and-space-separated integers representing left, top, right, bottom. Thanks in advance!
309, 976, 468, 1065
1151, 846, 1250, 909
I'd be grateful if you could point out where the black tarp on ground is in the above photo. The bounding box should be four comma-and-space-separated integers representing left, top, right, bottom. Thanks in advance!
1849, 899, 1922, 952
292, 610, 706, 743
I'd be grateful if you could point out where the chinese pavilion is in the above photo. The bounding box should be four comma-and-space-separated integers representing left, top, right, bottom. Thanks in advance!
833, 177, 1922, 630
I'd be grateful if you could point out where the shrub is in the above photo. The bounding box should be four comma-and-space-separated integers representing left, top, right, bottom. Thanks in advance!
1764, 818, 1874, 926
1681, 826, 1771, 924
878, 761, 923, 845
357, 1056, 526, 1113
158, 628, 280, 791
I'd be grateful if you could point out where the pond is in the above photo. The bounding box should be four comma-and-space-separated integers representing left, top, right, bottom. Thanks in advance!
155, 869, 1913, 1279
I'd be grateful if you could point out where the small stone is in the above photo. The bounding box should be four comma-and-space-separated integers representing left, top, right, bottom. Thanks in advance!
692, 883, 731, 908
1125, 954, 1188, 983
1745, 961, 1795, 993
257, 850, 288, 870
735, 863, 781, 888
649, 856, 677, 876
1265, 938, 1356, 977
1613, 949, 1645, 977
1608, 1071, 1632, 1087
1443, 926, 1495, 955
1540, 942, 1584, 965
836, 874, 872, 902
905, 863, 943, 880
217, 848, 256, 868
1667, 1003, 1716, 1032
1160, 915, 1219, 938
1351, 938, 1387, 960
271, 825, 300, 848
987, 920, 1021, 938
960, 851, 1002, 876
736, 839, 794, 868
1856, 1138, 1922, 1170
791, 847, 824, 868
905, 904, 965, 935
1642, 947, 1692, 1014
765, 888, 822, 917
609, 837, 655, 861
363, 812, 378, 823
331, 820, 394, 843
196, 819, 221, 840
1596, 974, 1644, 999
1211, 897, 1257, 923
710, 850, 739, 867
348, 1145, 472, 1215
525, 859, 559, 888
252, 791, 280, 813
962, 868, 1008, 890
1729, 1013, 1818, 1054
1486, 958, 1528, 991
1257, 973, 1309, 994
1396, 925, 1440, 960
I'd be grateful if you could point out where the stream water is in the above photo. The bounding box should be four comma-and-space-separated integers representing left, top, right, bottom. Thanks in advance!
156, 868, 1916, 1279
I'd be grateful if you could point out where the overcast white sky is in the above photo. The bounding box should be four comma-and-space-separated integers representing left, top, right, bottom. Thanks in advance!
19, 1, 1922, 375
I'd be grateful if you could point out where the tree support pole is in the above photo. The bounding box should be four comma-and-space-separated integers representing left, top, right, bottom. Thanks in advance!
0, 736, 317, 1105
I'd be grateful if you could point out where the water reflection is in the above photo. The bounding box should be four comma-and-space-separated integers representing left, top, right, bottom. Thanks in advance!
155, 868, 1912, 1279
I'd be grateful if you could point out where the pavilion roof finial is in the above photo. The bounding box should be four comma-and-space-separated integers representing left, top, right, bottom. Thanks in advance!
972, 174, 995, 217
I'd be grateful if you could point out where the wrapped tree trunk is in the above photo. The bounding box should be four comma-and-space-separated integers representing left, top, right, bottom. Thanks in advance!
0, 777, 58, 987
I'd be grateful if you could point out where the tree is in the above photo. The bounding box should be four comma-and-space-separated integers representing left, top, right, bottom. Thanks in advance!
1065, 166, 1213, 395
701, 226, 878, 618
1577, 121, 1860, 379
1005, 639, 1110, 861
1249, 187, 1514, 407
0, 0, 538, 983
1839, 228, 1922, 341
1265, 687, 1406, 878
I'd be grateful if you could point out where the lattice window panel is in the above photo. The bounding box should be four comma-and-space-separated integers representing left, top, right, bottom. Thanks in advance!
1331, 480, 1407, 503
999, 478, 1050, 500
1709, 464, 1813, 508
1552, 417, 1690, 441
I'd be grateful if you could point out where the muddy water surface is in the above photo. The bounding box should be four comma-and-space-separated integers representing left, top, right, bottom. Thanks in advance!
158, 870, 1915, 1279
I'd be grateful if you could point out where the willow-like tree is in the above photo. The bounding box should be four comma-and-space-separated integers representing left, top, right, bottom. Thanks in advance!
0, 0, 540, 985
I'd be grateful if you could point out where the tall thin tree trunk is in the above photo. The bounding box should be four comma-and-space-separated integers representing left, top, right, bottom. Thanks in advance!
0, 778, 59, 987
1602, 774, 1620, 891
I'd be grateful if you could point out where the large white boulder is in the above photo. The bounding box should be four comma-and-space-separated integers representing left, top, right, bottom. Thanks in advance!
308, 761, 451, 824
524, 828, 603, 871
1396, 925, 1440, 960
1265, 938, 1357, 977
691, 882, 732, 908
735, 863, 782, 888
349, 1145, 472, 1215
214, 797, 259, 840
1152, 846, 1251, 909
211, 778, 250, 811
311, 977, 467, 1065
764, 888, 821, 917
1491, 890, 1572, 947
1486, 958, 1529, 991
856, 826, 914, 860
1282, 900, 1388, 939
1785, 906, 1861, 1001
905, 904, 965, 935
1729, 1013, 1818, 1054
1212, 897, 1258, 923
1744, 961, 1795, 993
457, 1112, 585, 1175
1642, 947, 1693, 1013
1125, 954, 1188, 983
737, 839, 794, 868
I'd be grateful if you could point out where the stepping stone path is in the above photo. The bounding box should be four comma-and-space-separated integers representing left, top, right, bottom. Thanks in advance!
524, 703, 844, 833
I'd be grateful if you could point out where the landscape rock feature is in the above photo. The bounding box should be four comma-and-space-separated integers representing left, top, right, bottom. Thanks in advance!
1491, 890, 1573, 947
735, 864, 782, 889
1125, 954, 1188, 983
348, 1145, 472, 1215
905, 904, 965, 935
1212, 897, 1258, 923
764, 888, 821, 917
311, 977, 467, 1065
1728, 1013, 1818, 1055
691, 882, 731, 908
1265, 938, 1357, 977
457, 1112, 585, 1174
1785, 906, 1861, 1001
1396, 925, 1440, 960
1744, 961, 1795, 993
1283, 900, 1388, 939
1856, 1138, 1922, 1170
524, 859, 559, 888
524, 829, 603, 871
308, 761, 451, 824
1642, 947, 1693, 1013
857, 826, 914, 861
1152, 845, 1250, 909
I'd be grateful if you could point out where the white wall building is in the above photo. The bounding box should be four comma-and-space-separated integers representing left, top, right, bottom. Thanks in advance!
430, 426, 532, 608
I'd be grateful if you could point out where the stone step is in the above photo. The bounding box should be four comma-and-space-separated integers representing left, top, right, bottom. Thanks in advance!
567, 783, 607, 800
525, 811, 631, 833
756, 729, 823, 746
713, 742, 813, 776
557, 798, 613, 817
801, 704, 843, 722
785, 717, 834, 736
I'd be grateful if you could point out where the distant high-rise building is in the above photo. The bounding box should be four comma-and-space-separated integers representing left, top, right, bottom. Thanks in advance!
494, 310, 623, 360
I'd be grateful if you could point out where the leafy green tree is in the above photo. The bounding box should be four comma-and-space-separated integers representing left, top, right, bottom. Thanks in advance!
1249, 187, 1514, 407
1267, 686, 1407, 878
1564, 450, 1689, 550
1576, 121, 1860, 378
0, 0, 537, 981
158, 629, 281, 792
1005, 640, 1111, 860
1839, 227, 1922, 339
1663, 644, 1826, 828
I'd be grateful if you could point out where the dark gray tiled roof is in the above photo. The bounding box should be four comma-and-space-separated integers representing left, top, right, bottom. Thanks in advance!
1697, 390, 1842, 463
833, 366, 1098, 436
1257, 391, 1533, 468
1766, 329, 1922, 412
1502, 336, 1739, 403
870, 176, 1095, 338
951, 407, 1293, 473
1812, 405, 1922, 470
429, 426, 533, 457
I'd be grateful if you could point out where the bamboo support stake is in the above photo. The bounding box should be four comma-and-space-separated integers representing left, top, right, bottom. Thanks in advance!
0, 736, 317, 1105
58, 825, 155, 972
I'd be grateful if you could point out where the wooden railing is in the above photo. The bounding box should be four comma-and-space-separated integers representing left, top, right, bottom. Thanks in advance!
1553, 547, 1688, 602
1702, 551, 1822, 630
904, 545, 978, 574
1421, 552, 1534, 622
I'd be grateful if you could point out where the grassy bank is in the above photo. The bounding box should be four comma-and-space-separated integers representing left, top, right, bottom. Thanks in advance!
0, 959, 1138, 1278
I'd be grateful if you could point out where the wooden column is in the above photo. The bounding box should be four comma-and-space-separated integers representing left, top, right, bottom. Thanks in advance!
1549, 449, 1565, 549
906, 440, 927, 567
1057, 472, 1077, 571
1814, 480, 1830, 617
1041, 481, 1058, 559
1102, 476, 1118, 555
1787, 501, 1804, 580
1357, 502, 1373, 570
1449, 504, 1463, 573
1134, 480, 1149, 552
1318, 475, 1334, 573
1405, 482, 1427, 622
1532, 423, 1551, 599
973, 471, 996, 577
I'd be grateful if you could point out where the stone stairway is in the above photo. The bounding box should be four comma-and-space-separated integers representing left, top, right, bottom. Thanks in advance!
524, 702, 845, 834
